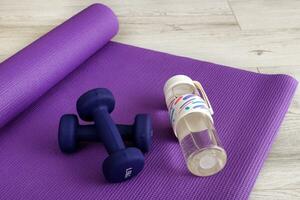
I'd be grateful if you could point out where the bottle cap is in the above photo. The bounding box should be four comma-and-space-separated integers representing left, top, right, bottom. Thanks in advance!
163, 75, 197, 106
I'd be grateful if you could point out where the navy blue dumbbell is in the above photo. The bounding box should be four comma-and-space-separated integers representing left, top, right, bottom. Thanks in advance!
58, 113, 152, 153
75, 88, 145, 183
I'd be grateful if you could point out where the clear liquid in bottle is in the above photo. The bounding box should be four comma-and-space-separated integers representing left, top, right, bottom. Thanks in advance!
176, 113, 226, 176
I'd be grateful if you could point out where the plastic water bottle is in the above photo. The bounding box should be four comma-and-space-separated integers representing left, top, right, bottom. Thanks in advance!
164, 75, 227, 176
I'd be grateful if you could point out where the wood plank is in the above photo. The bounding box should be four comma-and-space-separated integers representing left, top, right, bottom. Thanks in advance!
229, 0, 300, 30
2, 1, 300, 69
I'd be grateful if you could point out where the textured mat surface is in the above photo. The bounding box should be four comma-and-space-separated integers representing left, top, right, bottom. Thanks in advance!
0, 4, 297, 200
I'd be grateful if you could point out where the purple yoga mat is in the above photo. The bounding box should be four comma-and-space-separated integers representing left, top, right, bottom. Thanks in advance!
0, 4, 297, 200
0, 4, 118, 128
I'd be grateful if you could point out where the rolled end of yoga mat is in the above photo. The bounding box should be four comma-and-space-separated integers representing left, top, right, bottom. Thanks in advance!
0, 4, 118, 128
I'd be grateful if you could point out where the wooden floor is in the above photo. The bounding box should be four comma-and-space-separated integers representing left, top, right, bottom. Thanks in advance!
0, 0, 299, 199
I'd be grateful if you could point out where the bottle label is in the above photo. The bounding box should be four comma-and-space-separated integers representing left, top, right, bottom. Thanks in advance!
167, 94, 210, 128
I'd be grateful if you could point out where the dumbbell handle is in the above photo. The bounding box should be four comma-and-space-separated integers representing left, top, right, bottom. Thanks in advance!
77, 124, 133, 142
93, 107, 125, 154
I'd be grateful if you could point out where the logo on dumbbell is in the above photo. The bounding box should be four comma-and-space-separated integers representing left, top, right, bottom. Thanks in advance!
125, 167, 133, 179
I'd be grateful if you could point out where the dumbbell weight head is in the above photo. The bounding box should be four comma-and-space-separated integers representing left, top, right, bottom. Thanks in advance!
58, 114, 78, 153
58, 114, 153, 153
76, 88, 115, 122
132, 114, 153, 152
76, 88, 144, 183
